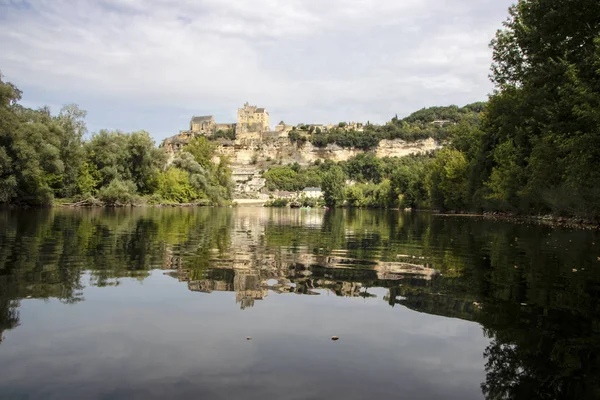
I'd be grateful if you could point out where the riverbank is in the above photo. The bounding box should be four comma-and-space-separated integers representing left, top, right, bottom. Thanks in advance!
434, 211, 599, 230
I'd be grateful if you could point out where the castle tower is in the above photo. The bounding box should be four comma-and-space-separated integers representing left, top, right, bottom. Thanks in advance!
236, 103, 270, 138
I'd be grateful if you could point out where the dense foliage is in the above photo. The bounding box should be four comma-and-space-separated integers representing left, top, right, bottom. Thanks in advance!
480, 0, 600, 218
290, 103, 485, 151
0, 78, 232, 206
278, 0, 600, 220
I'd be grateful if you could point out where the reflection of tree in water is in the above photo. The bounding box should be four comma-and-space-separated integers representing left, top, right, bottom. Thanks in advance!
0, 207, 599, 398
479, 302, 600, 400
0, 207, 234, 340
0, 297, 19, 344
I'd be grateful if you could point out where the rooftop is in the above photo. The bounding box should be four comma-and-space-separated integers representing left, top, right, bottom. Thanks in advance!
191, 115, 214, 123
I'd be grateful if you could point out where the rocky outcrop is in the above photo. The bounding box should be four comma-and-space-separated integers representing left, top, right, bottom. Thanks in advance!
160, 134, 442, 197
206, 137, 440, 166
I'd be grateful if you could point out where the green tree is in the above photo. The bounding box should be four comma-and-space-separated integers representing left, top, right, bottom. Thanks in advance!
77, 161, 101, 196
185, 136, 216, 172
344, 153, 383, 183
97, 179, 138, 206
157, 167, 198, 203
321, 165, 346, 207
54, 104, 87, 198
426, 148, 469, 210
126, 130, 165, 194
483, 0, 600, 218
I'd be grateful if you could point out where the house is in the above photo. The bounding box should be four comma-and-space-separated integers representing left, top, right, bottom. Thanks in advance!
302, 187, 322, 199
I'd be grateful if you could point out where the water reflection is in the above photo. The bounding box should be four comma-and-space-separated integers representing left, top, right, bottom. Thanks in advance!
0, 207, 599, 399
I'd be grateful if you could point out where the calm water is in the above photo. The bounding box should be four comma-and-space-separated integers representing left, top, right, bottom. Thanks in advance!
0, 208, 599, 400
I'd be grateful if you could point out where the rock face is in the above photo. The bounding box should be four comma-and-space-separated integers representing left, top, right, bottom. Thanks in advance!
161, 134, 441, 197
211, 137, 440, 166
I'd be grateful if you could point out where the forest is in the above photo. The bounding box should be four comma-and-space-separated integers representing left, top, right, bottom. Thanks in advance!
269, 0, 600, 220
0, 81, 233, 206
288, 102, 486, 150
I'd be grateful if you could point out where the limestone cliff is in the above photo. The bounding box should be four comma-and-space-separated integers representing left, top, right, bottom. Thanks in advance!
161, 134, 441, 197
163, 135, 440, 166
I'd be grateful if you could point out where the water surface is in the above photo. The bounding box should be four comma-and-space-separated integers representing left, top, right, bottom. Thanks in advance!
0, 208, 599, 399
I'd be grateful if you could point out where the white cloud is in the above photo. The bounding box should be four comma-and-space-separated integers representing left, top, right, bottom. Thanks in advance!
0, 0, 513, 140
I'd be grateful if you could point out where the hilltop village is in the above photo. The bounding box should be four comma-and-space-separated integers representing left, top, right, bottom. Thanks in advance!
161, 102, 372, 154
160, 103, 441, 199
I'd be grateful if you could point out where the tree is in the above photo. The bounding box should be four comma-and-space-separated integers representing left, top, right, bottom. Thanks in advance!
184, 136, 216, 172
97, 179, 138, 206
344, 153, 383, 183
85, 130, 130, 186
483, 0, 600, 218
54, 104, 87, 197
321, 165, 346, 207
126, 130, 165, 194
426, 148, 469, 210
77, 161, 101, 196
157, 167, 198, 203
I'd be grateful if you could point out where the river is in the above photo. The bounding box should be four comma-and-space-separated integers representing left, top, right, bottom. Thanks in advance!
0, 207, 599, 399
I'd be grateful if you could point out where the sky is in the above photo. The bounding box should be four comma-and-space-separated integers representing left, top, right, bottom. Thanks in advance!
0, 0, 514, 142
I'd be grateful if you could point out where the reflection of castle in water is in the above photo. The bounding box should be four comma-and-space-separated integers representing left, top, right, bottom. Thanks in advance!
167, 208, 437, 309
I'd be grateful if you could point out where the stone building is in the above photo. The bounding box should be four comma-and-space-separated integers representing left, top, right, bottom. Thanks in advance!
236, 102, 270, 137
190, 115, 216, 132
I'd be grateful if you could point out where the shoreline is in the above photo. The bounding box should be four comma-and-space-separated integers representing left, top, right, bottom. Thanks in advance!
434, 211, 599, 230
4, 203, 599, 229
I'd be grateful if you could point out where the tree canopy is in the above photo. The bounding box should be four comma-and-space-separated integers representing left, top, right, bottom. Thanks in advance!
0, 76, 232, 206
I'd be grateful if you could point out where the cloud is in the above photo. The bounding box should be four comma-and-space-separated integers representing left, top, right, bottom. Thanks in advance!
0, 0, 513, 140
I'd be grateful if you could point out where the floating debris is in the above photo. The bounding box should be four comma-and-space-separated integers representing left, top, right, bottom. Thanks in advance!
26, 295, 32, 299
331, 336, 339, 341
514, 265, 518, 269
572, 269, 578, 273
520, 303, 527, 306
246, 337, 252, 340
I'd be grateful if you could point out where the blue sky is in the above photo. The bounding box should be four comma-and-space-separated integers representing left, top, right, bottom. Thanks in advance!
0, 0, 514, 142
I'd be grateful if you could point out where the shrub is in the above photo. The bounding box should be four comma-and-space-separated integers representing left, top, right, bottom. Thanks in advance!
97, 179, 138, 206
265, 198, 289, 207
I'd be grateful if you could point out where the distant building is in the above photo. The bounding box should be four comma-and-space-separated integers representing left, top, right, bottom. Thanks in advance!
236, 102, 270, 138
190, 115, 215, 132
302, 187, 322, 199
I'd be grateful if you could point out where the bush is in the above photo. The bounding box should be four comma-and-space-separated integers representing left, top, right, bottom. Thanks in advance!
157, 167, 198, 203
97, 179, 138, 206
264, 198, 289, 207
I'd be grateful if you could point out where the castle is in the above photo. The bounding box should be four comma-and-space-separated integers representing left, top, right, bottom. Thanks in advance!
189, 103, 270, 139
162, 103, 271, 154
236, 102, 270, 138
